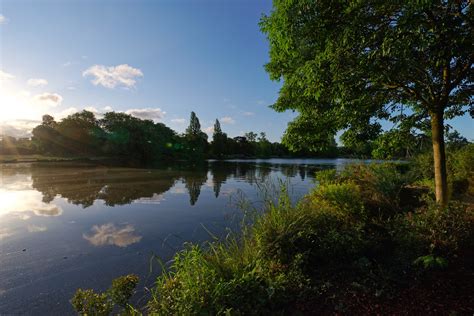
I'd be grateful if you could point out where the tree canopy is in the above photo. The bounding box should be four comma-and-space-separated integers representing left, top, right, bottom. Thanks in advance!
261, 0, 473, 204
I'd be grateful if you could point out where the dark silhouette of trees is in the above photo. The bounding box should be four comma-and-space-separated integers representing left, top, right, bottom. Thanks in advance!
184, 112, 208, 159
211, 119, 227, 158
8, 108, 449, 161
182, 167, 208, 206
30, 165, 178, 207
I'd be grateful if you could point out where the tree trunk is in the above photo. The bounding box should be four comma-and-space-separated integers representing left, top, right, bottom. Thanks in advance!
430, 110, 448, 206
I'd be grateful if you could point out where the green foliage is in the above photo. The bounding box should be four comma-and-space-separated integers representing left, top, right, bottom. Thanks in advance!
449, 143, 474, 181
408, 201, 474, 257
211, 119, 228, 158
413, 255, 448, 270
371, 129, 419, 159
254, 202, 365, 272
71, 274, 139, 315
260, 0, 472, 203
340, 163, 411, 213
108, 275, 139, 308
147, 243, 276, 315
183, 112, 208, 159
244, 132, 257, 142
340, 122, 381, 157
21, 110, 298, 161
412, 144, 474, 197
314, 169, 337, 185
310, 182, 365, 217
260, 0, 472, 148
71, 289, 113, 316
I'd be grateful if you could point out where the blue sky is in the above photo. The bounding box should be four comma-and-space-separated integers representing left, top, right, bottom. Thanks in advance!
0, 0, 472, 142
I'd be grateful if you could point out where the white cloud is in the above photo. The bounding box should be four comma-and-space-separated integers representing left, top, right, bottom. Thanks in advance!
0, 70, 14, 81
243, 111, 255, 116
84, 106, 99, 114
83, 64, 143, 89
103, 106, 113, 112
55, 107, 78, 119
0, 228, 13, 240
27, 225, 48, 233
257, 100, 266, 105
125, 108, 166, 121
33, 205, 62, 217
0, 14, 7, 25
66, 86, 76, 90
171, 118, 186, 124
204, 126, 214, 134
83, 223, 142, 248
33, 93, 63, 107
221, 116, 235, 124
83, 106, 108, 119
0, 120, 40, 138
134, 193, 165, 204
27, 78, 48, 87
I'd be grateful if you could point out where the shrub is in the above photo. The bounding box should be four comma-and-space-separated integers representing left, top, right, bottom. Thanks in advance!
310, 181, 364, 218
314, 168, 337, 185
253, 203, 366, 273
340, 163, 410, 214
109, 275, 139, 309
71, 274, 139, 315
147, 243, 277, 315
71, 289, 112, 316
407, 201, 474, 258
449, 143, 474, 181
412, 144, 474, 198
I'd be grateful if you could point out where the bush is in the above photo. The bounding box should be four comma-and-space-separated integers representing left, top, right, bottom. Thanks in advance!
314, 168, 337, 185
310, 181, 364, 218
147, 243, 277, 315
407, 201, 474, 258
339, 163, 410, 214
412, 144, 474, 198
71, 274, 139, 315
254, 202, 366, 273
71, 290, 112, 316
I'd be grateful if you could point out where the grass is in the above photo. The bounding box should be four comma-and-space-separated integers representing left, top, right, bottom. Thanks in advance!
71, 155, 474, 315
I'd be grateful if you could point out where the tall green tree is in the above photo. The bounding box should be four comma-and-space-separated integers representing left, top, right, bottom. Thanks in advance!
211, 119, 227, 158
185, 111, 208, 158
261, 0, 473, 205
244, 132, 258, 142
185, 111, 202, 136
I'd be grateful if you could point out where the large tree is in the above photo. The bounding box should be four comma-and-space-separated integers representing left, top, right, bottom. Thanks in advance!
261, 0, 473, 205
211, 119, 227, 158
185, 111, 208, 158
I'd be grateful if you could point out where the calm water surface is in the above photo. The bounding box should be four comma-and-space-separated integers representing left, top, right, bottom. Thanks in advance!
0, 158, 366, 314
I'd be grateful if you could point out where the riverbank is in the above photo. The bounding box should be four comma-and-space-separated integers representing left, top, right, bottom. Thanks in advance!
71, 152, 474, 314
0, 154, 119, 164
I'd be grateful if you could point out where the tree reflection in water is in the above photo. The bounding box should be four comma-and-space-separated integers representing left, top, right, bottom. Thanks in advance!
26, 161, 317, 208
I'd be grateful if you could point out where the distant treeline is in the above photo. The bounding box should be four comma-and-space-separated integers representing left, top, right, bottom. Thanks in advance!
0, 110, 339, 162
1, 110, 470, 162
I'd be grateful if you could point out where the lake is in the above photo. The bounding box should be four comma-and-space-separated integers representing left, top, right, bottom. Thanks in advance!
0, 158, 366, 314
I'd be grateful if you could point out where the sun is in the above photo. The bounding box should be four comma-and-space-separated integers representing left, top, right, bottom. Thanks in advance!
0, 80, 46, 122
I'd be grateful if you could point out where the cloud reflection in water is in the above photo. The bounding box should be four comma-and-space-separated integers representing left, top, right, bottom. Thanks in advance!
83, 223, 142, 248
